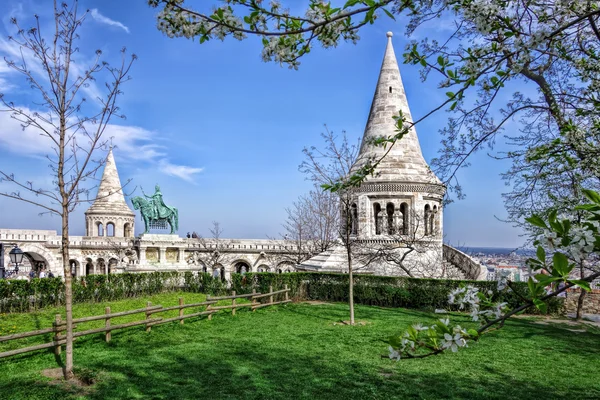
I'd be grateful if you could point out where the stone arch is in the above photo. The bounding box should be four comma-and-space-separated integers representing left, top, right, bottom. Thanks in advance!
17, 243, 57, 275
386, 202, 395, 234
256, 264, 270, 272
424, 204, 431, 236
350, 203, 358, 234
373, 202, 382, 235
124, 222, 133, 238
97, 257, 107, 274
233, 260, 252, 274
85, 258, 94, 275
277, 261, 295, 273
69, 259, 80, 277
106, 222, 115, 237
108, 257, 119, 274
400, 202, 409, 235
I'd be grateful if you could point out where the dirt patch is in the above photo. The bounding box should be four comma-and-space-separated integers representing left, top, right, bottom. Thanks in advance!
303, 301, 333, 306
41, 367, 97, 393
528, 317, 596, 332
334, 320, 370, 326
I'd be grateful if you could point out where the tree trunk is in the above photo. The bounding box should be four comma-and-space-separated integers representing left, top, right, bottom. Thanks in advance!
61, 209, 74, 380
575, 288, 586, 320
347, 242, 355, 325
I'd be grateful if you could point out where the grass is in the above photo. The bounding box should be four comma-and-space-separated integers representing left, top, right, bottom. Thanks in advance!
1, 292, 599, 399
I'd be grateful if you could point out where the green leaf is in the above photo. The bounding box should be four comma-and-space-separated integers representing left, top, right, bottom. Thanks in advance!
446, 91, 455, 98
552, 253, 569, 276
582, 189, 600, 204
568, 280, 592, 291
536, 246, 546, 262
525, 215, 548, 229
382, 8, 396, 20
450, 101, 457, 111
467, 329, 479, 338
533, 299, 547, 314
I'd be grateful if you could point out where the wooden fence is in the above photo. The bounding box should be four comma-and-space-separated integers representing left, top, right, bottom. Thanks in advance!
0, 285, 290, 359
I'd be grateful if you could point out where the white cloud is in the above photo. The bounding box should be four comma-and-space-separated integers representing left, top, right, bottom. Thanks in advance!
0, 106, 203, 183
90, 9, 130, 34
158, 160, 204, 183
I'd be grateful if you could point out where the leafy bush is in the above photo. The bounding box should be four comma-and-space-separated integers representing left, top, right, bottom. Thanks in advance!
231, 272, 563, 314
0, 272, 224, 313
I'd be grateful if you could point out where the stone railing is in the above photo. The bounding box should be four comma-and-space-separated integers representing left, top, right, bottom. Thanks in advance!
443, 244, 487, 280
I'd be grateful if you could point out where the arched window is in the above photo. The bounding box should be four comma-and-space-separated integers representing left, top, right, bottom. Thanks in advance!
351, 203, 358, 235
97, 222, 104, 237
400, 203, 409, 235
424, 204, 431, 236
432, 205, 438, 235
235, 262, 251, 274
106, 223, 115, 237
341, 208, 348, 235
373, 203, 382, 235
386, 203, 395, 234
124, 223, 132, 238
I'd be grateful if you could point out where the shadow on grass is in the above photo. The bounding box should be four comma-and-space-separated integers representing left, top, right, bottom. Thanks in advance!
66, 345, 599, 399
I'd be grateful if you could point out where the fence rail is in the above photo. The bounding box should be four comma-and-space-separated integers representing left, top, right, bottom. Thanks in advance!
0, 285, 290, 359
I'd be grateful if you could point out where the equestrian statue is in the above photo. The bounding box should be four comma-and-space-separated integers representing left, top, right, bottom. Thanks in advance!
131, 184, 179, 234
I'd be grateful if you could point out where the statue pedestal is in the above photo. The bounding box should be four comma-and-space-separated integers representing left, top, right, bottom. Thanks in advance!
138, 233, 182, 241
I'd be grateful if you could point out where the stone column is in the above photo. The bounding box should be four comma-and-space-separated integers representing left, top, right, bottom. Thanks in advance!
159, 247, 166, 265
139, 246, 147, 266
178, 248, 184, 266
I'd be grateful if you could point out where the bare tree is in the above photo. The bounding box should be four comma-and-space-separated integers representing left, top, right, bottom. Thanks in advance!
0, 1, 135, 379
299, 127, 361, 324
280, 185, 339, 265
187, 221, 233, 279
356, 209, 460, 278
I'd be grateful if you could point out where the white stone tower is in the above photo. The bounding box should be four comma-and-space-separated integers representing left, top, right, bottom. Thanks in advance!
84, 149, 135, 238
350, 32, 445, 256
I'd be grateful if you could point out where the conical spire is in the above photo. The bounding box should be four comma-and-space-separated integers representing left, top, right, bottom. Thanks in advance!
352, 32, 441, 184
86, 149, 134, 216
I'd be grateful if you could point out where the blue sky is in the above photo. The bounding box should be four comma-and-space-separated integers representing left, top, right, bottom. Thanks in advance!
0, 0, 526, 248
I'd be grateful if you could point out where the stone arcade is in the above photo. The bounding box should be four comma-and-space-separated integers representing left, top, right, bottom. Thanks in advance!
0, 33, 485, 281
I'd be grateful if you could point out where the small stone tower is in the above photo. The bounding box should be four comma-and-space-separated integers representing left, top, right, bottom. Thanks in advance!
85, 149, 135, 238
350, 32, 445, 243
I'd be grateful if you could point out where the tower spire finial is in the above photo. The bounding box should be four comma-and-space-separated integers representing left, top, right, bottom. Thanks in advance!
350, 31, 442, 184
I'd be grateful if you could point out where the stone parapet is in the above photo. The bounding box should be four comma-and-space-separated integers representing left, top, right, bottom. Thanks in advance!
565, 289, 600, 315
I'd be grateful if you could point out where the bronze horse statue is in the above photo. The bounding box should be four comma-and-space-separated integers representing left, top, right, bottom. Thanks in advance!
131, 196, 179, 234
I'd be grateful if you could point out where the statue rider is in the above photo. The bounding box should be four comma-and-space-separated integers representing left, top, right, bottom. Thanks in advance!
142, 184, 168, 219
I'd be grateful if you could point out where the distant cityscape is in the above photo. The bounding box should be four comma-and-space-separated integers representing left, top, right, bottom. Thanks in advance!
457, 247, 534, 282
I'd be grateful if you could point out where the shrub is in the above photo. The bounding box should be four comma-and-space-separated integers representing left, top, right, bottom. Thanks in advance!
231, 272, 563, 314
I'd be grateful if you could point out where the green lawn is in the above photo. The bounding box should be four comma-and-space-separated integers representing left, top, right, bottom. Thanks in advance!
1, 292, 599, 400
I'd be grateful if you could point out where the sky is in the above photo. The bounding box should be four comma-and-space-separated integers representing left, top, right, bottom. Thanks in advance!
0, 0, 527, 248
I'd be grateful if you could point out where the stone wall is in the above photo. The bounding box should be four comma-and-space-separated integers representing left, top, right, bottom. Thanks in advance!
565, 289, 600, 315
442, 244, 487, 280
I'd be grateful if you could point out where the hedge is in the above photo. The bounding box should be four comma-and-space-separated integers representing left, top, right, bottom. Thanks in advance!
231, 272, 564, 314
0, 272, 227, 313
0, 271, 562, 314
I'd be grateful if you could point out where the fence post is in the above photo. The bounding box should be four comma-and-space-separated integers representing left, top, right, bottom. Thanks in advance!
251, 289, 257, 312
53, 314, 62, 356
145, 301, 152, 332
179, 298, 184, 325
231, 291, 236, 316
285, 284, 289, 302
207, 304, 213, 320
105, 307, 111, 343
269, 285, 273, 305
